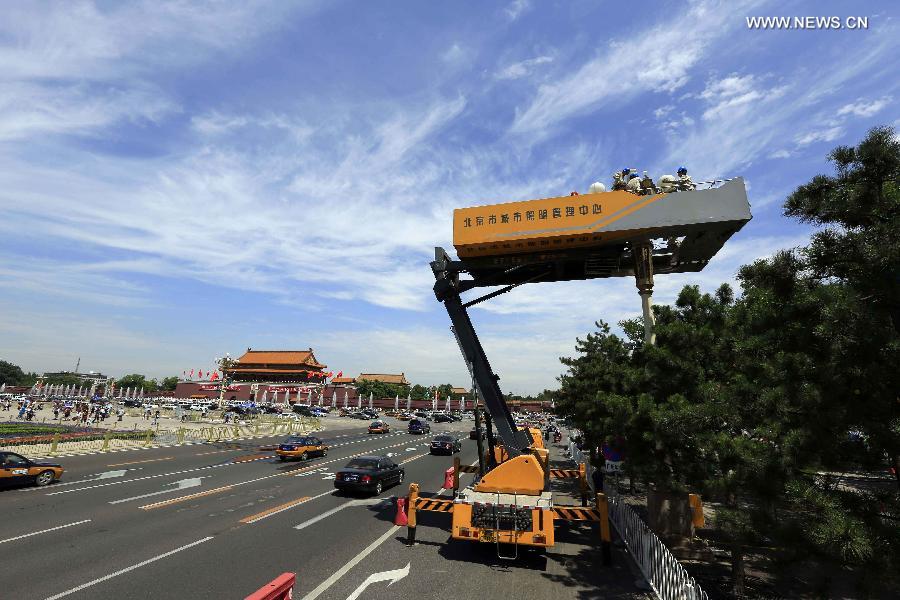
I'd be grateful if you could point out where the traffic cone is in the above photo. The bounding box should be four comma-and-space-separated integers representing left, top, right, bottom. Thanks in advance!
394, 497, 408, 526
443, 467, 455, 490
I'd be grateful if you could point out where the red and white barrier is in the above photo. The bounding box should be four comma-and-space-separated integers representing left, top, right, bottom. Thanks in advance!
245, 573, 296, 600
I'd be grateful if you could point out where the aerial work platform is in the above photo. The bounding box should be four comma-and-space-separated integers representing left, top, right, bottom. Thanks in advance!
451, 177, 752, 286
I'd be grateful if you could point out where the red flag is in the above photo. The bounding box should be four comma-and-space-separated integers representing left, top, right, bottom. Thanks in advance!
189, 369, 194, 379
211, 371, 219, 381
336, 371, 343, 378
198, 369, 204, 379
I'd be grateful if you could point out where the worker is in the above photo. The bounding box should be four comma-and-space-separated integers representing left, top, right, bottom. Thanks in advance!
626, 173, 642, 194
640, 171, 657, 195
611, 172, 626, 191
677, 167, 695, 191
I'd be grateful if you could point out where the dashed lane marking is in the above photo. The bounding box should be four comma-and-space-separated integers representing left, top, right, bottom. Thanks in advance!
0, 520, 92, 545
42, 536, 214, 600
107, 457, 173, 467
134, 438, 432, 510
140, 485, 235, 510
239, 490, 332, 524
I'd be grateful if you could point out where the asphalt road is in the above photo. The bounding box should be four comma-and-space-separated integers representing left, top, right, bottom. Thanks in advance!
1, 417, 647, 600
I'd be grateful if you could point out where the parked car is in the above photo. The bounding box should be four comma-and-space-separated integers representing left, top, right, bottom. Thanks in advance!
408, 419, 431, 435
413, 411, 432, 420
430, 434, 461, 455
397, 412, 413, 421
123, 399, 142, 408
368, 421, 390, 434
0, 451, 64, 488
275, 436, 328, 461
352, 412, 370, 420
334, 455, 404, 495
432, 413, 453, 423
292, 405, 315, 416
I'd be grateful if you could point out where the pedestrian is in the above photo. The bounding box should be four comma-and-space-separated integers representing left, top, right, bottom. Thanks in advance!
53, 406, 60, 419
117, 407, 124, 422
591, 462, 605, 493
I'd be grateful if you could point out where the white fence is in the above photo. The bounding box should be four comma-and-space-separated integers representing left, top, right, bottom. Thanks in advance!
568, 442, 708, 600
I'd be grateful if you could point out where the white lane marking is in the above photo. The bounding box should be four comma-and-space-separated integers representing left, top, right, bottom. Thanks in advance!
45, 457, 264, 496
48, 469, 140, 488
244, 489, 334, 524
301, 525, 401, 600
0, 520, 92, 545
293, 496, 389, 531
405, 448, 417, 451
108, 477, 206, 504
42, 536, 214, 600
346, 562, 410, 600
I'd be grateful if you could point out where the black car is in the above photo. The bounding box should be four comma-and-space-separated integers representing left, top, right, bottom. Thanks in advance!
292, 405, 315, 416
430, 434, 461, 455
123, 399, 142, 408
334, 456, 404, 495
432, 413, 453, 423
413, 411, 432, 421
408, 419, 431, 434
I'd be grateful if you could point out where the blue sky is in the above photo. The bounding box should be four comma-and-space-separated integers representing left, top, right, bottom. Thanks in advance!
0, 0, 897, 393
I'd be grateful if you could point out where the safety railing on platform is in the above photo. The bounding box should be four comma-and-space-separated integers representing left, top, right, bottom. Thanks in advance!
568, 442, 708, 600
0, 418, 319, 458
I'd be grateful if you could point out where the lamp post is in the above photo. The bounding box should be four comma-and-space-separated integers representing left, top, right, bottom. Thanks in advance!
215, 353, 238, 408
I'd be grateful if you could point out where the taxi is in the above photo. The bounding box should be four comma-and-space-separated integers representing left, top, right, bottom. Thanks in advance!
368, 420, 390, 434
0, 451, 64, 488
275, 435, 328, 461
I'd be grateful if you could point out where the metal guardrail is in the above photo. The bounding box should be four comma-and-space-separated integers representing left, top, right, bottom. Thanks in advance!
568, 442, 708, 600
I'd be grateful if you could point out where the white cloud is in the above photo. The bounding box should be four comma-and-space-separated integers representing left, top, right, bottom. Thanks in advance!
699, 74, 767, 120
836, 96, 892, 118
495, 55, 553, 80
510, 0, 765, 135
441, 43, 466, 64
654, 105, 675, 119
795, 126, 844, 146
504, 0, 532, 21
662, 20, 898, 180
769, 149, 792, 159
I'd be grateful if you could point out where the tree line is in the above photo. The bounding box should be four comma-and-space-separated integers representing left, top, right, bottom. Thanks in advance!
0, 363, 180, 393
554, 127, 899, 597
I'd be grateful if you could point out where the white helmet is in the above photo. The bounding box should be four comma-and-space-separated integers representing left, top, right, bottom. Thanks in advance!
587, 181, 606, 194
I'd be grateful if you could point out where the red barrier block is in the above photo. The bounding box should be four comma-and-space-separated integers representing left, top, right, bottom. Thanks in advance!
444, 466, 455, 490
245, 573, 296, 600
394, 496, 408, 526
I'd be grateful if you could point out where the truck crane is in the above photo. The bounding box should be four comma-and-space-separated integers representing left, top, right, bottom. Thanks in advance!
404, 178, 752, 558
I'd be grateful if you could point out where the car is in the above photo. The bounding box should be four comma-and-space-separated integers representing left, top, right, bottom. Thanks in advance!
430, 434, 461, 455
275, 436, 328, 461
397, 412, 413, 421
413, 411, 431, 420
123, 399, 142, 408
188, 404, 205, 411
408, 419, 431, 435
334, 455, 404, 495
352, 412, 370, 420
292, 405, 315, 416
432, 413, 453, 423
368, 420, 390, 434
360, 409, 378, 419
0, 452, 64, 488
